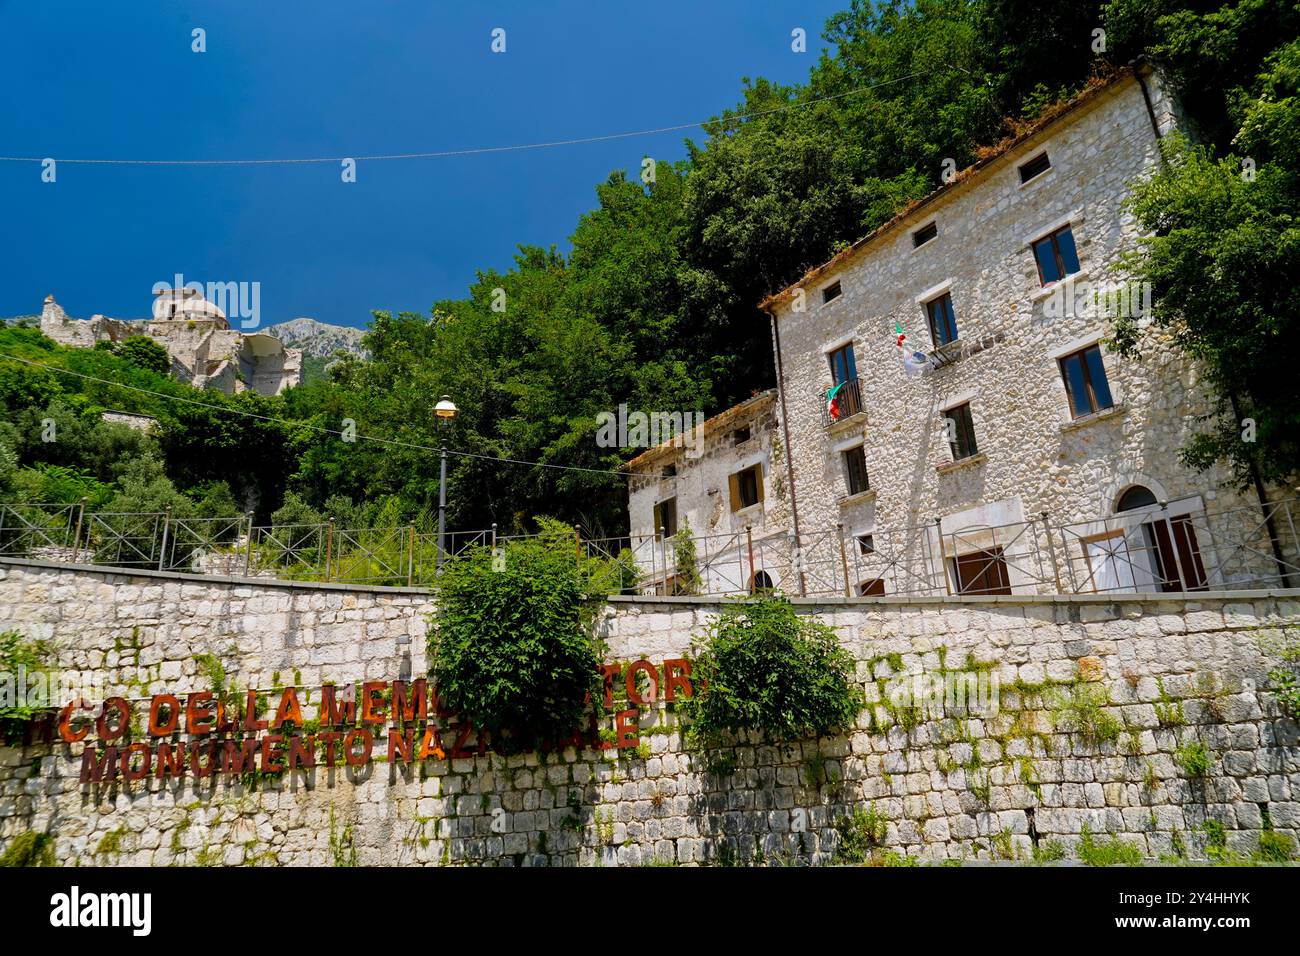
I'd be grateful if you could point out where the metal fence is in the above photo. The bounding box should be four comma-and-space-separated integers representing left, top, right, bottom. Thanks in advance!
2, 497, 1298, 596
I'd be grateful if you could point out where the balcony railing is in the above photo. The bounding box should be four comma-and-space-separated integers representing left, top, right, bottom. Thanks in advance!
823, 377, 864, 427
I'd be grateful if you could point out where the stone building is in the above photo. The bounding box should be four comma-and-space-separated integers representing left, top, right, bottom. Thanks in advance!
757, 64, 1291, 597
625, 390, 800, 594
39, 289, 301, 397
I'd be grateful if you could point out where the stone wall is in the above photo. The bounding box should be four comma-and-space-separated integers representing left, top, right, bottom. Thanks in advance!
765, 70, 1267, 581
1, 558, 1298, 866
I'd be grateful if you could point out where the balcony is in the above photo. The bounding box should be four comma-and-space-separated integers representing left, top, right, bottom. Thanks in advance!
823, 377, 865, 428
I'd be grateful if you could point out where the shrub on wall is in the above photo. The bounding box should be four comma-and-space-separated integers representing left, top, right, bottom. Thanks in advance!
0, 631, 52, 745
428, 518, 604, 750
683, 595, 864, 748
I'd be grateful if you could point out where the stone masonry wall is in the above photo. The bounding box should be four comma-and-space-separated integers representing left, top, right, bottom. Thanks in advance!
1, 559, 1298, 866
626, 392, 796, 594
767, 71, 1265, 575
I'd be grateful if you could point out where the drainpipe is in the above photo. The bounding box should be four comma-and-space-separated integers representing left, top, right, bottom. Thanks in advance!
768, 309, 807, 596
1132, 61, 1166, 155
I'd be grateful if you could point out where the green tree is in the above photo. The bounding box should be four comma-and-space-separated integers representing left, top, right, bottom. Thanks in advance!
116, 336, 171, 376
1116, 38, 1300, 487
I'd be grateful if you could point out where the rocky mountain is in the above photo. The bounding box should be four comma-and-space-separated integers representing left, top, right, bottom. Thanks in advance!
262, 317, 368, 359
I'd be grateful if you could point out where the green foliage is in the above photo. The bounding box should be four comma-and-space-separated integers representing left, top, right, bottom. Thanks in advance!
1051, 683, 1122, 747
0, 327, 295, 522
328, 808, 358, 867
1077, 824, 1143, 866
428, 518, 604, 750
1174, 740, 1212, 777
833, 804, 888, 864
684, 594, 864, 747
1266, 641, 1300, 720
671, 520, 702, 595
1033, 839, 1066, 862
1114, 16, 1300, 486
0, 831, 56, 867
270, 491, 322, 528
5, 3, 1295, 532
1256, 828, 1298, 862
1154, 677, 1187, 728
0, 631, 53, 744
116, 336, 170, 376
1200, 819, 1230, 860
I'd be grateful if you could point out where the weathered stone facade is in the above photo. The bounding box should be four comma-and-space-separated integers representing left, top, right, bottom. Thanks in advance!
39, 291, 301, 397
760, 67, 1280, 596
625, 390, 796, 593
2, 559, 1297, 866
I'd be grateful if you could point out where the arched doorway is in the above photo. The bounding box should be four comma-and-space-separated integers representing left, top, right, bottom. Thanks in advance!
749, 570, 774, 594
1116, 485, 1207, 592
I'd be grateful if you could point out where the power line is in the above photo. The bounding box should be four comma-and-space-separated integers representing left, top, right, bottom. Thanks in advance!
0, 351, 642, 478
0, 72, 926, 166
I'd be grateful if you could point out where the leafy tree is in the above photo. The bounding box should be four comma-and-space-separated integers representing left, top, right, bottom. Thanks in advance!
1116, 32, 1300, 487
116, 336, 171, 376
271, 491, 322, 528
104, 454, 195, 517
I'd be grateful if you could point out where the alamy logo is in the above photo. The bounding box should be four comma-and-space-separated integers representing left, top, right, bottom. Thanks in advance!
151, 273, 262, 329
595, 404, 706, 458
49, 885, 152, 936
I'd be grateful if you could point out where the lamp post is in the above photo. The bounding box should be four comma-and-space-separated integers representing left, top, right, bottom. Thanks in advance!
434, 395, 458, 572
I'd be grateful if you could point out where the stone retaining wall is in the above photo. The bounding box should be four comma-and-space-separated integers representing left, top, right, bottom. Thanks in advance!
1, 558, 1298, 866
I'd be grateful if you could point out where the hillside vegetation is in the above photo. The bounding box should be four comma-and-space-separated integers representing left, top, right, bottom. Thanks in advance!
2, 0, 1296, 536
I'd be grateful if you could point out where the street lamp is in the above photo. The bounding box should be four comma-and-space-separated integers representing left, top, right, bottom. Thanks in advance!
434, 395, 458, 572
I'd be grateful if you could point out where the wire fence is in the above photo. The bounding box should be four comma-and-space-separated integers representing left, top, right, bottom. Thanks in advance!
2, 497, 1298, 597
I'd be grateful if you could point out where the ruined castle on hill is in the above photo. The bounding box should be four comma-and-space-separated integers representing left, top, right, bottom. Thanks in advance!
39, 289, 302, 397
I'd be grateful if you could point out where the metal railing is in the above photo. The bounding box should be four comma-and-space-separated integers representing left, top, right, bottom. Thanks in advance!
2, 497, 1298, 597
823, 377, 865, 426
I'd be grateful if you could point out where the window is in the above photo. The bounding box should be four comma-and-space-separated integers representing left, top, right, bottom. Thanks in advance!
1018, 152, 1051, 183
661, 463, 677, 478
729, 464, 764, 512
857, 534, 875, 556
826, 342, 863, 422
842, 446, 870, 497
827, 342, 858, 385
944, 403, 978, 460
749, 570, 775, 594
951, 548, 1012, 595
912, 222, 937, 247
733, 426, 751, 446
926, 292, 959, 347
822, 281, 842, 304
1032, 225, 1081, 285
858, 578, 886, 596
652, 497, 677, 538
1058, 344, 1114, 418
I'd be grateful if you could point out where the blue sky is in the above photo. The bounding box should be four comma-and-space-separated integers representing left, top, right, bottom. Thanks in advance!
0, 1, 842, 328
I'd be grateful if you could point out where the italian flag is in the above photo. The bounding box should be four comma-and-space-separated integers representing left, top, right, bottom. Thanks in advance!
826, 381, 846, 421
